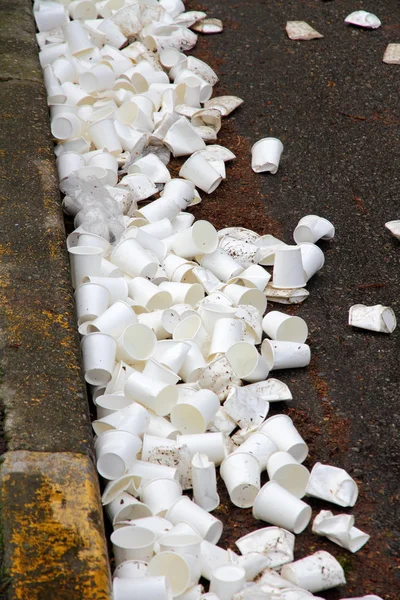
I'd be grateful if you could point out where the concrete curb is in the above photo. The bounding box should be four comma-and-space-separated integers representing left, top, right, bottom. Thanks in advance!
0, 0, 112, 597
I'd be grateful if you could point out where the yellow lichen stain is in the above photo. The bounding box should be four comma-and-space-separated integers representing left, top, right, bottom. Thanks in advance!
42, 309, 71, 330
3, 453, 111, 600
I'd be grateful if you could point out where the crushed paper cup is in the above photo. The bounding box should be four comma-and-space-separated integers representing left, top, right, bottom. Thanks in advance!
344, 11, 381, 29
312, 510, 370, 553
251, 138, 283, 175
235, 527, 294, 569
286, 21, 323, 40
220, 452, 261, 508
224, 386, 269, 429
203, 96, 243, 117
253, 481, 312, 534
298, 242, 325, 281
210, 565, 246, 600
348, 304, 396, 334
306, 462, 359, 507
192, 18, 223, 34
191, 453, 220, 512
280, 550, 346, 593
294, 214, 335, 244
197, 355, 242, 401
383, 44, 400, 65
265, 285, 309, 305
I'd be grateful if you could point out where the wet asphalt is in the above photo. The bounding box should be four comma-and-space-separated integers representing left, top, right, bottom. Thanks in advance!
188, 0, 400, 597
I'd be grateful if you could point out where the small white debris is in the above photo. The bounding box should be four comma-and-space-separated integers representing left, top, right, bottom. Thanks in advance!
286, 21, 324, 40
344, 11, 381, 29
385, 220, 400, 239
383, 43, 400, 64
313, 510, 370, 553
192, 18, 223, 34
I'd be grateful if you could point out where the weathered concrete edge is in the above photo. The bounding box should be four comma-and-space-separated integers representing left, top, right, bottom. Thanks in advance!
0, 0, 111, 597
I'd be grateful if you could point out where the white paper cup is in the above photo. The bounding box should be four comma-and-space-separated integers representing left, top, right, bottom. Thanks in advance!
159, 283, 204, 308
179, 153, 222, 194
80, 64, 116, 94
210, 565, 246, 600
261, 339, 311, 370
93, 401, 150, 437
158, 532, 202, 559
95, 394, 133, 419
232, 432, 278, 470
196, 303, 236, 336
262, 311, 308, 343
267, 452, 310, 498
147, 413, 180, 440
171, 389, 220, 435
88, 301, 137, 339
208, 318, 244, 358
142, 359, 180, 386
116, 323, 157, 363
74, 282, 110, 325
128, 277, 172, 311
252, 481, 312, 534
125, 371, 178, 416
251, 137, 283, 174
154, 340, 191, 374
280, 550, 346, 593
298, 242, 325, 280
56, 151, 85, 179
177, 433, 227, 466
172, 315, 210, 357
166, 496, 223, 544
293, 215, 335, 244
111, 239, 158, 279
259, 415, 308, 463
81, 332, 117, 386
170, 212, 196, 234
68, 246, 103, 288
177, 340, 207, 383
222, 284, 267, 314
87, 117, 122, 154
198, 248, 242, 282
272, 246, 307, 289
111, 526, 156, 565
163, 116, 206, 158
229, 264, 271, 291
162, 304, 197, 334
348, 304, 397, 334
220, 452, 260, 508
306, 462, 359, 507
63, 20, 94, 55
83, 276, 128, 304
113, 576, 171, 600
113, 559, 148, 579
140, 478, 182, 517
226, 342, 269, 383
162, 179, 196, 209
76, 233, 111, 257
200, 541, 231, 581
141, 219, 173, 240
170, 221, 218, 259
147, 551, 199, 597
191, 453, 219, 512
106, 361, 135, 395
106, 492, 152, 524
95, 430, 142, 480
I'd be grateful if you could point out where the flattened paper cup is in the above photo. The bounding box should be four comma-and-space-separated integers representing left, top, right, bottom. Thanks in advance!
220, 452, 260, 508
251, 138, 283, 174
259, 414, 308, 463
95, 430, 141, 480
81, 332, 117, 386
166, 495, 223, 544
280, 550, 346, 593
267, 451, 310, 498
111, 525, 156, 565
252, 481, 312, 534
262, 310, 308, 343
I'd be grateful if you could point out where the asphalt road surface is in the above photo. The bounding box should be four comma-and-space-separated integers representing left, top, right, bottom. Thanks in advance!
187, 0, 400, 597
